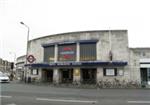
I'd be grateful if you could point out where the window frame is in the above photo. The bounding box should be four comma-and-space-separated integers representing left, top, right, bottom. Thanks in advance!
43, 45, 55, 62
80, 42, 97, 61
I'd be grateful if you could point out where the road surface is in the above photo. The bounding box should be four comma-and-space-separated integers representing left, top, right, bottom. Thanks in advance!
0, 82, 150, 105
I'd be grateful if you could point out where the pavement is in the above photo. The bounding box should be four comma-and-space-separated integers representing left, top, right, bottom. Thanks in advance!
0, 81, 150, 105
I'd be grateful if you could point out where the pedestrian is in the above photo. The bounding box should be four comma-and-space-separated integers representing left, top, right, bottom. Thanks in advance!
10, 73, 14, 81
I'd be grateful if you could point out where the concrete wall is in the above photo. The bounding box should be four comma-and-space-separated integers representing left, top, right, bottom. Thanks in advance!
28, 30, 129, 63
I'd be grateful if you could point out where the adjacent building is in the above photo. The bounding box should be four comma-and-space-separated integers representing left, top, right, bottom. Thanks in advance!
18, 30, 150, 86
16, 55, 26, 80
0, 58, 12, 74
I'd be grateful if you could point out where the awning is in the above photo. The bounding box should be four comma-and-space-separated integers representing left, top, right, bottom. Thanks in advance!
25, 61, 127, 68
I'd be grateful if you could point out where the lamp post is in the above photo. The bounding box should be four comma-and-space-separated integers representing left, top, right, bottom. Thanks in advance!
20, 22, 30, 83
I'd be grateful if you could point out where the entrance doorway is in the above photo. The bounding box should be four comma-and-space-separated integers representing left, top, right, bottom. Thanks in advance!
42, 69, 53, 82
81, 68, 96, 84
60, 68, 73, 83
140, 68, 150, 85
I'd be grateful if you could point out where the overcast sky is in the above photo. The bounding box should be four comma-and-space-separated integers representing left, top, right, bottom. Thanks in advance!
0, 0, 150, 62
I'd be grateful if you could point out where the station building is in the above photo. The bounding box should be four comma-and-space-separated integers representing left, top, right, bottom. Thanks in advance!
23, 30, 150, 86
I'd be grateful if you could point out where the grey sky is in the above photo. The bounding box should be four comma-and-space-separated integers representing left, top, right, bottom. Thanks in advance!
0, 0, 150, 62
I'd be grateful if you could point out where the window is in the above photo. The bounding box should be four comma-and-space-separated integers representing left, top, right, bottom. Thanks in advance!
80, 43, 96, 61
103, 68, 117, 76
31, 69, 39, 75
44, 46, 55, 62
58, 44, 76, 61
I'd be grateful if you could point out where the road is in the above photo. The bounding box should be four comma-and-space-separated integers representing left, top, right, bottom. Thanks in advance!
0, 82, 150, 105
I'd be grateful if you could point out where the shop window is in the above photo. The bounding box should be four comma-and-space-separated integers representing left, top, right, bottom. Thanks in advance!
103, 68, 117, 76
31, 69, 39, 75
80, 43, 96, 61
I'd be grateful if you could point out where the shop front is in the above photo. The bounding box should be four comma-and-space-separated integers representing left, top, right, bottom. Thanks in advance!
140, 68, 150, 85
140, 59, 150, 86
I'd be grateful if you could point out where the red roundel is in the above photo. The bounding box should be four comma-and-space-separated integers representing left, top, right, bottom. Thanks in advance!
27, 55, 35, 63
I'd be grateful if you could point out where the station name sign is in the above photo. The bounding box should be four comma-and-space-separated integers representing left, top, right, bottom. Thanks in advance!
25, 61, 128, 68
48, 62, 82, 66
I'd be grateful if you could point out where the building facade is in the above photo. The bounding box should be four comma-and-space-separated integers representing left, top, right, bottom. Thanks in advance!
0, 58, 12, 74
22, 30, 150, 86
16, 55, 26, 80
130, 48, 150, 86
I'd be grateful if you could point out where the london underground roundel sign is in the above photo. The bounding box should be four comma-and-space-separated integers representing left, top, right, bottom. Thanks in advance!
27, 55, 35, 63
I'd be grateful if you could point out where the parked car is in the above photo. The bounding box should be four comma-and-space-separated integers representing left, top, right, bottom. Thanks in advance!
0, 71, 3, 74
0, 73, 10, 83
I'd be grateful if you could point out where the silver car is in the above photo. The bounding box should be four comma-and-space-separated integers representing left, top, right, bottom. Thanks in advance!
0, 73, 10, 83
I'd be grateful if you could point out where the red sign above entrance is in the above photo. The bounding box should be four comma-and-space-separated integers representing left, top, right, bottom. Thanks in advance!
27, 55, 36, 63
58, 44, 76, 61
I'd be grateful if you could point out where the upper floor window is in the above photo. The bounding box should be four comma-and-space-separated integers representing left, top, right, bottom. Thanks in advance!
58, 44, 76, 61
44, 46, 55, 62
80, 43, 96, 61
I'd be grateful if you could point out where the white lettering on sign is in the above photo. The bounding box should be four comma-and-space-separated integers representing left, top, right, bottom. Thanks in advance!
60, 51, 74, 55
57, 62, 70, 66
72, 62, 82, 65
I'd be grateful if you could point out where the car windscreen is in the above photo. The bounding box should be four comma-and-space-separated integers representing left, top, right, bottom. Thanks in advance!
0, 74, 7, 77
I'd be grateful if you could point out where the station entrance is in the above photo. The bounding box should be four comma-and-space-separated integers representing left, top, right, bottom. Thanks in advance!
60, 68, 73, 83
42, 69, 53, 82
140, 68, 150, 85
81, 68, 97, 84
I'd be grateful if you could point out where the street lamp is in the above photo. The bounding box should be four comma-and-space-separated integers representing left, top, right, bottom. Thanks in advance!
20, 21, 30, 82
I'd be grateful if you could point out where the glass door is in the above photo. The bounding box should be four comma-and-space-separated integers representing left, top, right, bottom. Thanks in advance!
140, 68, 148, 85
